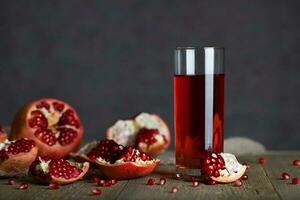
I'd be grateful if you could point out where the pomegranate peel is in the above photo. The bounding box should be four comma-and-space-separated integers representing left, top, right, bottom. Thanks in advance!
106, 112, 170, 155
0, 138, 38, 176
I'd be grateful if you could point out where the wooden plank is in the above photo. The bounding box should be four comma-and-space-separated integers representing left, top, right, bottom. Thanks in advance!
117, 151, 280, 200
0, 151, 299, 199
258, 154, 300, 200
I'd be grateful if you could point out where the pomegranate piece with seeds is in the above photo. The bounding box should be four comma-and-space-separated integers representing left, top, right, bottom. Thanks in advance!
201, 152, 247, 183
292, 160, 300, 166
10, 98, 84, 158
71, 139, 160, 180
106, 112, 170, 156
0, 138, 37, 176
29, 156, 89, 185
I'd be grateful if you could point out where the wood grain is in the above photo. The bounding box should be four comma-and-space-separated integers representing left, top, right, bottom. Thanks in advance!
0, 151, 299, 200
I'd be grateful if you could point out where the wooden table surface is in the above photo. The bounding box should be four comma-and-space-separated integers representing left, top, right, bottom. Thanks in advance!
0, 151, 299, 200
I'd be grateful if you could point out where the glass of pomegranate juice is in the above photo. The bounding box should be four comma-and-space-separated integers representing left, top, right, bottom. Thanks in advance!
174, 47, 225, 176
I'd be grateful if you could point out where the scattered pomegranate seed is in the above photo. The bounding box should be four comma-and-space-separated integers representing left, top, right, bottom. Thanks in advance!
192, 181, 199, 187
91, 188, 102, 196
171, 187, 178, 193
233, 180, 242, 187
281, 172, 290, 180
159, 178, 166, 185
147, 178, 155, 185
291, 178, 300, 185
48, 182, 59, 190
18, 182, 28, 190
208, 179, 216, 185
258, 158, 266, 165
292, 160, 300, 166
90, 175, 100, 183
110, 179, 118, 185
242, 162, 250, 169
8, 179, 16, 185
175, 173, 181, 179
240, 174, 248, 180
97, 180, 106, 186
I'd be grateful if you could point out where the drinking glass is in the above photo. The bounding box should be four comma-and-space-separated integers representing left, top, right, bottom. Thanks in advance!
174, 47, 225, 175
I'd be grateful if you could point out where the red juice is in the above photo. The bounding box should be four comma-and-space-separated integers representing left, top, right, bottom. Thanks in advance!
174, 74, 224, 169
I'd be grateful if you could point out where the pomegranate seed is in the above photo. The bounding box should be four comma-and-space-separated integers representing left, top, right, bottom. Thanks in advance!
18, 182, 28, 190
281, 172, 290, 180
175, 173, 181, 179
49, 183, 59, 190
192, 181, 199, 187
233, 180, 242, 187
147, 178, 155, 185
97, 180, 106, 186
110, 179, 118, 185
292, 160, 300, 166
136, 129, 159, 145
90, 175, 100, 183
258, 158, 266, 165
8, 179, 16, 185
171, 187, 178, 193
159, 178, 166, 185
242, 162, 250, 169
240, 174, 248, 180
208, 179, 216, 185
91, 188, 102, 195
292, 178, 300, 185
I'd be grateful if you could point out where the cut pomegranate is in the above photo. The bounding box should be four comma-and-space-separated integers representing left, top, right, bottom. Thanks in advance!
258, 158, 266, 165
10, 98, 84, 158
147, 178, 155, 185
18, 182, 28, 190
201, 152, 247, 183
159, 178, 166, 185
29, 156, 89, 185
8, 178, 16, 185
292, 160, 300, 166
292, 178, 299, 185
233, 180, 242, 187
0, 138, 37, 176
49, 182, 59, 190
281, 172, 290, 180
171, 187, 178, 193
71, 139, 160, 180
106, 112, 170, 155
91, 188, 102, 196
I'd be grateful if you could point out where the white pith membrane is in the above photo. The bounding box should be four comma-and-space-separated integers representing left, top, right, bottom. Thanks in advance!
29, 101, 79, 145
0, 139, 11, 151
211, 153, 247, 183
109, 112, 167, 146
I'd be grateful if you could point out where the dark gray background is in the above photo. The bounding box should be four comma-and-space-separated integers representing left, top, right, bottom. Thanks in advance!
1, 0, 299, 150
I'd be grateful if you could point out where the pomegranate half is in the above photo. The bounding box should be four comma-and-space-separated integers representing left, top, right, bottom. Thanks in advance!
0, 138, 38, 176
201, 152, 247, 183
29, 156, 89, 185
106, 112, 170, 155
10, 98, 84, 158
71, 139, 160, 180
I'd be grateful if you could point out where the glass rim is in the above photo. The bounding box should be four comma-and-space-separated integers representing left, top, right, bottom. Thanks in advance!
175, 46, 224, 50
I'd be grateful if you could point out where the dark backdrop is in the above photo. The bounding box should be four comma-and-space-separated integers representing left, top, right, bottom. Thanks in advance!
1, 0, 300, 150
